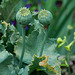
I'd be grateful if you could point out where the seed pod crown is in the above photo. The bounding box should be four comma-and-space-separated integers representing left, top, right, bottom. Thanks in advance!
38, 9, 53, 25
16, 7, 32, 25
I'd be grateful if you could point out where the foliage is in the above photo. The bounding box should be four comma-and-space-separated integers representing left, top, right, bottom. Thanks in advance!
0, 0, 75, 75
0, 19, 61, 75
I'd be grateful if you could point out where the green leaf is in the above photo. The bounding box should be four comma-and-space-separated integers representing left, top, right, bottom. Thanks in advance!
0, 50, 9, 63
0, 22, 6, 35
0, 51, 20, 75
14, 30, 58, 64
6, 41, 14, 53
18, 68, 24, 75
28, 55, 46, 74
0, 21, 17, 44
10, 31, 20, 44
28, 55, 61, 75
43, 38, 60, 64
8, 64, 19, 75
0, 23, 3, 30
14, 30, 39, 64
0, 44, 5, 51
22, 66, 29, 75
34, 19, 44, 33
14, 29, 61, 74
0, 22, 15, 38
0, 52, 13, 75
0, 23, 17, 53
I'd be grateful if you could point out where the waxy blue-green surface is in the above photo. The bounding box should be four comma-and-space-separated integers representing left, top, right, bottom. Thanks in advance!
16, 7, 32, 25
38, 9, 53, 25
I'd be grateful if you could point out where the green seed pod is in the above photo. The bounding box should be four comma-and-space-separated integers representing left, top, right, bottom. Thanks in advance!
16, 7, 32, 26
38, 9, 53, 25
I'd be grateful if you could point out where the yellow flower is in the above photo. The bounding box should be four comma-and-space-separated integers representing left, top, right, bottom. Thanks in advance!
57, 37, 63, 43
65, 41, 74, 51
65, 45, 70, 51
57, 36, 67, 48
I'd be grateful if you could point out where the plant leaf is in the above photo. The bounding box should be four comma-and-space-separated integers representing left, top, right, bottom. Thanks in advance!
0, 52, 13, 75
22, 66, 29, 75
28, 55, 61, 75
0, 50, 9, 63
14, 30, 58, 64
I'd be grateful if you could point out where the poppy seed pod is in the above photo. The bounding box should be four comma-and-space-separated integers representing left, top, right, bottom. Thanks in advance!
16, 7, 32, 26
38, 9, 53, 25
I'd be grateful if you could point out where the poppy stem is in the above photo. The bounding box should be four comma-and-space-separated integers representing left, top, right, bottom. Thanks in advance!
19, 27, 25, 68
39, 29, 48, 57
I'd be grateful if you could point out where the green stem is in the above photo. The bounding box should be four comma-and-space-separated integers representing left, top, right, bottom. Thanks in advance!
19, 27, 25, 68
66, 52, 71, 75
39, 29, 48, 57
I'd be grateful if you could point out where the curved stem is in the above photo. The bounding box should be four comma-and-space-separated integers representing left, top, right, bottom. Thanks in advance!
39, 29, 48, 57
19, 27, 25, 68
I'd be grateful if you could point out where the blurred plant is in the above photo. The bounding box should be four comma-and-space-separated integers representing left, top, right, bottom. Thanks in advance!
60, 58, 69, 67
65, 32, 75, 51
65, 41, 74, 51
57, 32, 75, 51
57, 32, 75, 75
57, 36, 67, 48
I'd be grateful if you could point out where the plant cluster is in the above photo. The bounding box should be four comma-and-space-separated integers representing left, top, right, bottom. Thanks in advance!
0, 7, 63, 75
0, 0, 75, 75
